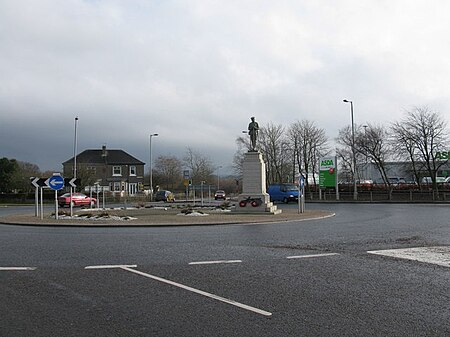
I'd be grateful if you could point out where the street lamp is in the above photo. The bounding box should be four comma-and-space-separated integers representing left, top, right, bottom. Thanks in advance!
242, 130, 251, 150
149, 133, 158, 200
73, 117, 79, 180
343, 99, 358, 200
70, 116, 79, 217
216, 165, 222, 190
363, 125, 368, 180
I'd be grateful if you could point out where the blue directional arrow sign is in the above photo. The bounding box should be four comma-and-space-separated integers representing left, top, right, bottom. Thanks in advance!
299, 176, 305, 188
45, 175, 65, 190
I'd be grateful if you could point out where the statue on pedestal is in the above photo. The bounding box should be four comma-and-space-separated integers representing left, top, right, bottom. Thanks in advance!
248, 117, 259, 151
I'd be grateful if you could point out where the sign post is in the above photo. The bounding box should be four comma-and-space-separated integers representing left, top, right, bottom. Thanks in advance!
298, 176, 305, 214
45, 174, 65, 220
31, 177, 41, 217
183, 170, 190, 201
67, 178, 79, 217
31, 177, 46, 218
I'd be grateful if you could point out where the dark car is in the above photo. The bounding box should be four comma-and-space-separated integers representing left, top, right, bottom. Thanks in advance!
214, 190, 226, 200
154, 190, 175, 202
58, 193, 96, 208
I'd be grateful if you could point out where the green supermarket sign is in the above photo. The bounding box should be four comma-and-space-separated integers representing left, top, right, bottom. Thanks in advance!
436, 151, 450, 160
319, 157, 337, 188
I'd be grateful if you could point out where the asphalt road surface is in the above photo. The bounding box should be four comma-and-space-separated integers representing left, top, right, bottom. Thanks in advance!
1, 203, 449, 337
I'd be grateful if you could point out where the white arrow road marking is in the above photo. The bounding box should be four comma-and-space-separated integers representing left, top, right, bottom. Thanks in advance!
368, 246, 450, 267
286, 253, 339, 259
85, 265, 272, 317
189, 260, 243, 265
0, 267, 36, 271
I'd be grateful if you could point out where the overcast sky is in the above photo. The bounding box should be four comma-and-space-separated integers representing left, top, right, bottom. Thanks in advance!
1, 0, 449, 174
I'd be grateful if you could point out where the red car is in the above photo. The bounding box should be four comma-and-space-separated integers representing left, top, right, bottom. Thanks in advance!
58, 193, 96, 208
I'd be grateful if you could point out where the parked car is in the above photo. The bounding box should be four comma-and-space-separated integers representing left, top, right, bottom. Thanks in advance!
388, 177, 406, 185
214, 190, 226, 200
58, 193, 96, 208
154, 190, 175, 202
421, 177, 446, 184
356, 179, 374, 190
268, 183, 299, 203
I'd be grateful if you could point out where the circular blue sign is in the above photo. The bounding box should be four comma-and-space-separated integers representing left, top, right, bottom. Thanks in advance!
47, 175, 65, 190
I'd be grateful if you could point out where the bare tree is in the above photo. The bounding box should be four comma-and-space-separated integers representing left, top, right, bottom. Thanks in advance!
183, 147, 214, 184
153, 155, 182, 190
258, 123, 290, 184
232, 135, 249, 178
395, 107, 448, 192
355, 124, 394, 197
74, 165, 98, 191
391, 121, 422, 186
336, 125, 363, 183
288, 120, 329, 188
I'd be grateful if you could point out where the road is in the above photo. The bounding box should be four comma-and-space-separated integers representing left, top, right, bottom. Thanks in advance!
1, 203, 449, 337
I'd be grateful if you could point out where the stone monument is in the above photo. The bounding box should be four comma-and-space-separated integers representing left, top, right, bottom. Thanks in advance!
234, 117, 281, 214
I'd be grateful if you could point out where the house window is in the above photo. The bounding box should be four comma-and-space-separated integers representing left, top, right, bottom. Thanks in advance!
130, 166, 136, 176
113, 166, 122, 176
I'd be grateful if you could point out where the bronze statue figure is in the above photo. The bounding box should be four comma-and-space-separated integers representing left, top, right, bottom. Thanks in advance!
248, 117, 259, 151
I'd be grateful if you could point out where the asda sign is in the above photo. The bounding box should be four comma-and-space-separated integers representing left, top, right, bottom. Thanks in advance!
319, 157, 337, 188
436, 151, 450, 160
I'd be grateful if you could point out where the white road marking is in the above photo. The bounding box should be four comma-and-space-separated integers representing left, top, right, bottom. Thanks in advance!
189, 260, 243, 265
85, 265, 272, 316
120, 266, 272, 316
286, 253, 339, 259
0, 267, 36, 271
85, 265, 138, 269
368, 246, 450, 267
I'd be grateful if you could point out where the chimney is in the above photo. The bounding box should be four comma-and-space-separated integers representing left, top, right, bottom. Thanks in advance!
101, 145, 107, 157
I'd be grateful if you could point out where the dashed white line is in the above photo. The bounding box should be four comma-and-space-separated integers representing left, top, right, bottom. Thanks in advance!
189, 260, 243, 265
85, 264, 137, 269
286, 253, 339, 259
0, 267, 36, 271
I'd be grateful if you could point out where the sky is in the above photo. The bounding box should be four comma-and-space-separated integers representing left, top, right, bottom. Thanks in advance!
1, 0, 450, 174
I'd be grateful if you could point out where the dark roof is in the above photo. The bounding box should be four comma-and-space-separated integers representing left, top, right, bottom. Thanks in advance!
63, 149, 145, 165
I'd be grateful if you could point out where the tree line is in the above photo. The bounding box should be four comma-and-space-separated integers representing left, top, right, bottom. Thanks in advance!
0, 158, 43, 193
233, 106, 448, 194
2, 106, 448, 196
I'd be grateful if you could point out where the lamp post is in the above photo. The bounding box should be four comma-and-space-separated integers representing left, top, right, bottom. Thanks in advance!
343, 99, 358, 200
70, 116, 79, 217
363, 125, 368, 180
149, 133, 158, 201
73, 117, 79, 181
242, 130, 251, 150
216, 165, 222, 190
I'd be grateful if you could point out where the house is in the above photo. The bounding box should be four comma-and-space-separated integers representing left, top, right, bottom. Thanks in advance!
62, 145, 145, 196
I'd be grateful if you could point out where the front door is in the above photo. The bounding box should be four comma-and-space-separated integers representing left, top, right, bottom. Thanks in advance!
129, 183, 137, 196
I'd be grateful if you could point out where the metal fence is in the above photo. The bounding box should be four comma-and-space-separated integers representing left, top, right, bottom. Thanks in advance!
308, 190, 450, 202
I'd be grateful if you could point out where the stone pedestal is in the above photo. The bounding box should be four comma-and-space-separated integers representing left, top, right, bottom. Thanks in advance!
234, 151, 281, 214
